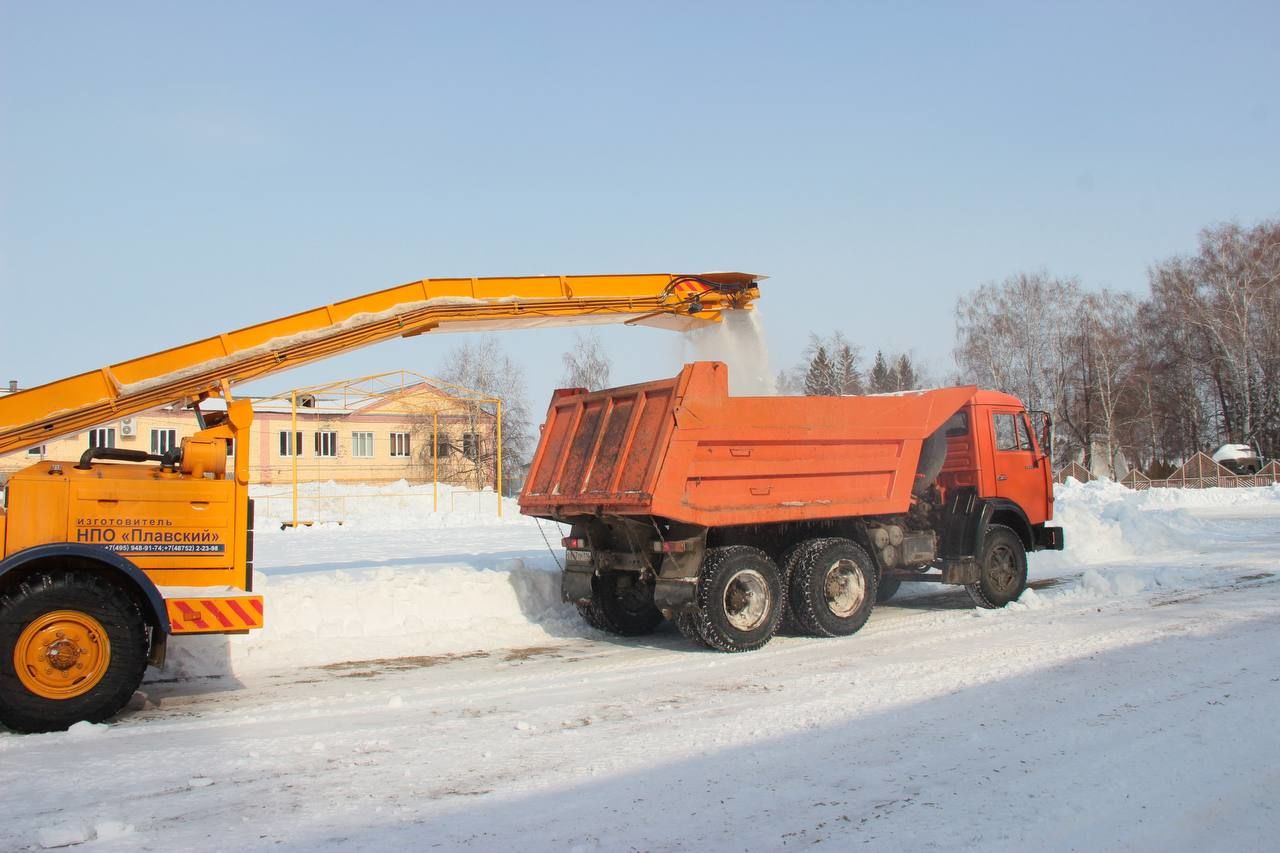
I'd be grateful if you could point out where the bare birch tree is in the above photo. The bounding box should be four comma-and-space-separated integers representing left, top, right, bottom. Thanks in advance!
954, 272, 1080, 459
438, 337, 535, 496
559, 331, 612, 391
1149, 222, 1280, 452
953, 219, 1280, 474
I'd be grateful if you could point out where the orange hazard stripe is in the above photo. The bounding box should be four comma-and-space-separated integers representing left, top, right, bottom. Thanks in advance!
166, 595, 264, 634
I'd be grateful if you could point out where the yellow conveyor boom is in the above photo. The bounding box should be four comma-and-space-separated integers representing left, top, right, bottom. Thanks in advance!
0, 272, 761, 456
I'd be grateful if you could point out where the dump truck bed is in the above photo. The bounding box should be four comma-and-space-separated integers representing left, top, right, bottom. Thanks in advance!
520, 362, 978, 527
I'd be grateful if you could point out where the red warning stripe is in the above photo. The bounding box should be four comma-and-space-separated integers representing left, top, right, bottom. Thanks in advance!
224, 599, 255, 626
174, 601, 208, 630
166, 595, 264, 633
672, 280, 711, 299
201, 600, 234, 629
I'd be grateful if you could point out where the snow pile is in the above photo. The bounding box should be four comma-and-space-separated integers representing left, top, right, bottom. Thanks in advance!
250, 480, 526, 530
1043, 478, 1280, 567
1038, 478, 1210, 566
1126, 480, 1280, 511
161, 483, 575, 679
1026, 478, 1280, 606
163, 558, 580, 679
154, 478, 1280, 681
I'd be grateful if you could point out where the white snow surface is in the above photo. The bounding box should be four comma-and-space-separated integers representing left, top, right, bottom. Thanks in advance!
2, 479, 1279, 850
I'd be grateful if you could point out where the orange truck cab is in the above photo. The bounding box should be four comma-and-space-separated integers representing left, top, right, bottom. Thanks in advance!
520, 362, 1063, 653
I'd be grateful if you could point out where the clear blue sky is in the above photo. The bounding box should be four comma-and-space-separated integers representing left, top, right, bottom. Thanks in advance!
3, 2, 1277, 408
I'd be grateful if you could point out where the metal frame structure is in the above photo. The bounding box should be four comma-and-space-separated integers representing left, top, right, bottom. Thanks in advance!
268, 370, 503, 527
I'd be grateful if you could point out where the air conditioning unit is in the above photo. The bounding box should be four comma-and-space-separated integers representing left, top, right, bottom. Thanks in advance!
119, 417, 136, 437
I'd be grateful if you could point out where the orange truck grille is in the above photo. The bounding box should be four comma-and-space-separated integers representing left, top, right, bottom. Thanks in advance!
165, 595, 264, 634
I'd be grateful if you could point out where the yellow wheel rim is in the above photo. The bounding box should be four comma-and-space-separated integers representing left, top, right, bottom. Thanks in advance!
14, 610, 111, 700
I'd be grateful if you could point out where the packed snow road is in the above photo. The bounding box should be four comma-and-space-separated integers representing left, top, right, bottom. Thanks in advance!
2, 481, 1278, 851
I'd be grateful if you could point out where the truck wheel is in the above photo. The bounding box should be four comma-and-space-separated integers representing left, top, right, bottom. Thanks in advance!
966, 525, 1028, 609
775, 540, 809, 632
692, 546, 782, 652
876, 577, 902, 603
673, 612, 710, 648
788, 538, 877, 638
0, 571, 149, 733
575, 571, 663, 637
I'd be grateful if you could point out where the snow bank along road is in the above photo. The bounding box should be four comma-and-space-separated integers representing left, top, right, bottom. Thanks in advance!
2, 481, 1278, 851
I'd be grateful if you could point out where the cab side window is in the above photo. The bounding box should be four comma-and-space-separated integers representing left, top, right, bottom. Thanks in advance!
1016, 415, 1034, 451
993, 413, 1019, 451
943, 411, 970, 437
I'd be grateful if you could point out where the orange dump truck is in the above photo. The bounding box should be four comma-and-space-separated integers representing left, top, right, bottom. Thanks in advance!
519, 361, 1063, 652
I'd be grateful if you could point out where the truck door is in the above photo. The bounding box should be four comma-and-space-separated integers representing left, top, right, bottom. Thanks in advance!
990, 409, 1048, 525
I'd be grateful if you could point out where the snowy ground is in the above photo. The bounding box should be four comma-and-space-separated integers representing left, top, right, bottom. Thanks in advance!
2, 480, 1279, 851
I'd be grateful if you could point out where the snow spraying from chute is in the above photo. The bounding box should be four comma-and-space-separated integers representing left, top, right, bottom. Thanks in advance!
683, 309, 776, 395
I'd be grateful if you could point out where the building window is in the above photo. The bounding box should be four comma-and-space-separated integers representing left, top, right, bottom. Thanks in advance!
89, 428, 116, 449
389, 432, 411, 458
279, 431, 303, 457
27, 445, 46, 456
151, 429, 178, 455
434, 434, 451, 459
463, 432, 482, 460
351, 431, 374, 458
315, 431, 338, 458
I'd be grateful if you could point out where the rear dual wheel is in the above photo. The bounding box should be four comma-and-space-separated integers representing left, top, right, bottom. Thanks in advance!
0, 571, 149, 733
576, 570, 664, 637
683, 546, 783, 652
786, 538, 877, 638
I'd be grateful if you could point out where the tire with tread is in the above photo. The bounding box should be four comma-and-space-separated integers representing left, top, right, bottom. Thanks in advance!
0, 570, 149, 733
787, 538, 877, 638
775, 540, 810, 632
687, 546, 783, 653
673, 612, 710, 648
575, 571, 663, 637
966, 524, 1028, 609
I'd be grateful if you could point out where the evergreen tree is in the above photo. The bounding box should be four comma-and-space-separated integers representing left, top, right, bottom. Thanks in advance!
870, 350, 893, 393
804, 346, 838, 395
893, 353, 918, 391
775, 368, 804, 395
837, 345, 862, 394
